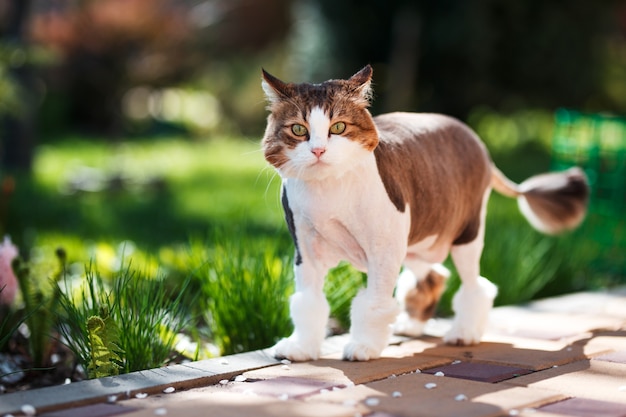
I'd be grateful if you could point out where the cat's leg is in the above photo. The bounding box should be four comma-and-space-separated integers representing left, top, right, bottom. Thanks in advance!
444, 191, 498, 346
343, 259, 402, 361
393, 260, 450, 337
272, 258, 330, 361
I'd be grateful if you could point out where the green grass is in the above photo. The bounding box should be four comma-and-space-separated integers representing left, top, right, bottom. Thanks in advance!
8, 137, 283, 256
186, 233, 294, 355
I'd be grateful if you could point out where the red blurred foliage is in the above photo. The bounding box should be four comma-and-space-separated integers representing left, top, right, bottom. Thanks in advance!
28, 0, 193, 85
22, 0, 292, 134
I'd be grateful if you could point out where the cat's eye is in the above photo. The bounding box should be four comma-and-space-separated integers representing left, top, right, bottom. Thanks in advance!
291, 124, 308, 137
330, 122, 346, 135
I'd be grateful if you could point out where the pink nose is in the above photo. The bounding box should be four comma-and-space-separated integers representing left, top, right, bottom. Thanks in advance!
311, 147, 326, 158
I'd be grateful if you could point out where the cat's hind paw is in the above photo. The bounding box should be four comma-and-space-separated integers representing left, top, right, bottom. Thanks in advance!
443, 326, 483, 346
342, 341, 382, 362
443, 276, 497, 346
272, 337, 320, 362
392, 311, 426, 337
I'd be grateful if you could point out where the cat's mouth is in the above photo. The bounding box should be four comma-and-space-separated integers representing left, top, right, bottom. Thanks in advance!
309, 157, 332, 169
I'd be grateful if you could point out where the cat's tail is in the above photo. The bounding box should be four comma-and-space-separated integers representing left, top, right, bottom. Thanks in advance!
491, 166, 590, 234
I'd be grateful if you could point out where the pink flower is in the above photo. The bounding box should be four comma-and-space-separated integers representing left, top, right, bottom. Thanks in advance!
0, 236, 19, 306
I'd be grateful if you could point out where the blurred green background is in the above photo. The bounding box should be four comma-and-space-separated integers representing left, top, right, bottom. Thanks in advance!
1, 0, 625, 362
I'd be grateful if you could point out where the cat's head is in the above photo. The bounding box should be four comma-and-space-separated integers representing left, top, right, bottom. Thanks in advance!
261, 65, 378, 180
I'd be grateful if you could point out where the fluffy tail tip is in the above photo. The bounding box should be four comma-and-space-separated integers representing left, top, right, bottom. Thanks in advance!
517, 167, 590, 234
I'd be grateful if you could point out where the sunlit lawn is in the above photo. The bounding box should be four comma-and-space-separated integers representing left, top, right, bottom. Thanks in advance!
8, 137, 286, 267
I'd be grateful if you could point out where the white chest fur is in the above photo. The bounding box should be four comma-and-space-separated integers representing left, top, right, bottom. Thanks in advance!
283, 153, 410, 271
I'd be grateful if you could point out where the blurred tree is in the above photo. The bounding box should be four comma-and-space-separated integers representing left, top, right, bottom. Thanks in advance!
317, 0, 622, 118
192, 0, 292, 56
0, 0, 37, 171
27, 0, 292, 137
28, 0, 195, 135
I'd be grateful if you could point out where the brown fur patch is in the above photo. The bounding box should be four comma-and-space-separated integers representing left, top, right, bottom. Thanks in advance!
520, 167, 589, 233
373, 113, 493, 246
404, 269, 448, 321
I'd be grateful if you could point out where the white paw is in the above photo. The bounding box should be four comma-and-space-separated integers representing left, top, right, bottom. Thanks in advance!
272, 337, 319, 362
392, 311, 426, 337
443, 325, 483, 346
343, 341, 382, 362
443, 277, 497, 346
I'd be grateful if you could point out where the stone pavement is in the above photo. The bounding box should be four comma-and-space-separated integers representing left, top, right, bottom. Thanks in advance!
2, 289, 626, 417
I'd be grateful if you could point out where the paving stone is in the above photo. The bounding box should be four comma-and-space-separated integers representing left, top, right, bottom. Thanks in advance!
517, 411, 572, 417
306, 371, 564, 417
538, 397, 626, 417
578, 330, 626, 352
526, 290, 626, 320
120, 383, 224, 410
242, 337, 448, 386
320, 335, 440, 360
181, 349, 278, 376
246, 353, 449, 386
39, 403, 137, 417
319, 333, 413, 357
486, 306, 623, 341
314, 355, 450, 385
232, 376, 340, 399
303, 382, 388, 411
423, 361, 533, 383
420, 334, 611, 370
4, 290, 624, 417
505, 359, 626, 404
378, 337, 442, 357
244, 362, 354, 387
0, 350, 278, 416
121, 391, 359, 417
594, 349, 626, 365
320, 333, 352, 356
0, 368, 199, 416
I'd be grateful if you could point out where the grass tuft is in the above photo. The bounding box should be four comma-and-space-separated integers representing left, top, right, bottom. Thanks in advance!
189, 231, 293, 355
58, 260, 194, 376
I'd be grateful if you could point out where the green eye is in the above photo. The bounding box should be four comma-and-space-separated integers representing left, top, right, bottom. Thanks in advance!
291, 124, 308, 137
330, 122, 346, 135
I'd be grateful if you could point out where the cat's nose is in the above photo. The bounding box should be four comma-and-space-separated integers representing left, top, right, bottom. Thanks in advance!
311, 147, 326, 158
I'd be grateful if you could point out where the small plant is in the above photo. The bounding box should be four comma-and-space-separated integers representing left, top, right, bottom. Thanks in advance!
58, 260, 194, 377
86, 309, 123, 378
12, 251, 64, 368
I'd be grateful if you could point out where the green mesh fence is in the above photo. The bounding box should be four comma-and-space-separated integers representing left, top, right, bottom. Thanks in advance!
551, 108, 626, 216
551, 109, 625, 278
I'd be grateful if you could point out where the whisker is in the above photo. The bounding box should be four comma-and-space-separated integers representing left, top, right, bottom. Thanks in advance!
255, 164, 273, 186
242, 147, 265, 157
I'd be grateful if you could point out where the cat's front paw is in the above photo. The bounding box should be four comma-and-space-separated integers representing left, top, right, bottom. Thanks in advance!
392, 311, 426, 337
342, 341, 382, 362
272, 337, 319, 362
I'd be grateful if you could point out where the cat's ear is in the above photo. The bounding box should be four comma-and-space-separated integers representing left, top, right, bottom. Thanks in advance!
348, 65, 373, 106
262, 69, 291, 104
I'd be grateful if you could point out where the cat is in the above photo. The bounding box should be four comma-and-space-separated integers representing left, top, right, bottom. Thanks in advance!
261, 65, 589, 362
